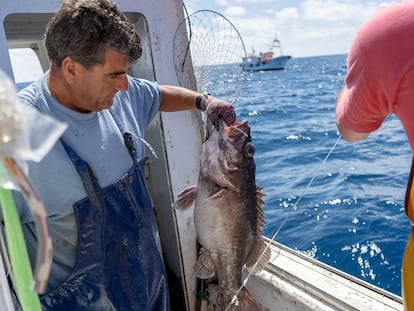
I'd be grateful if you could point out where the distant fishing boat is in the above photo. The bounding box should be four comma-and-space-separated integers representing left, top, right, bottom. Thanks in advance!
241, 37, 292, 71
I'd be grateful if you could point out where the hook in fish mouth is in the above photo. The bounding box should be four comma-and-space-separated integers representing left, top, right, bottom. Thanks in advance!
218, 118, 249, 137
218, 117, 252, 153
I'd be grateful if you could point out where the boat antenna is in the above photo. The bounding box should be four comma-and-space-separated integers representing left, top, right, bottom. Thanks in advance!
272, 32, 284, 55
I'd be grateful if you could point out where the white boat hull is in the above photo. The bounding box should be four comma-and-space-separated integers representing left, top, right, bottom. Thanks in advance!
242, 55, 291, 71
203, 238, 403, 311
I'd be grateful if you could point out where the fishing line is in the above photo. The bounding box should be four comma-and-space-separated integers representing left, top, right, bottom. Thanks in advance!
225, 134, 343, 311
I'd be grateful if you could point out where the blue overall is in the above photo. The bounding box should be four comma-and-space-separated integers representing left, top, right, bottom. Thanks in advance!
39, 122, 170, 310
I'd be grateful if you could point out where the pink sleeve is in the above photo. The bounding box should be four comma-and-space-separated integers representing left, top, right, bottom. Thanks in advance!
336, 2, 414, 137
336, 20, 390, 134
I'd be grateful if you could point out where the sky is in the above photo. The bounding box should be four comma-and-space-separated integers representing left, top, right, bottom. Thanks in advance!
184, 0, 396, 58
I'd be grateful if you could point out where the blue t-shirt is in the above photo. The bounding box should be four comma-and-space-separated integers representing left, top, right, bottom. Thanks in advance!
14, 73, 161, 291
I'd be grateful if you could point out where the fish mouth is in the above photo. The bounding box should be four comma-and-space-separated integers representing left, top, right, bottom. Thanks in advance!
218, 118, 248, 133
218, 118, 251, 150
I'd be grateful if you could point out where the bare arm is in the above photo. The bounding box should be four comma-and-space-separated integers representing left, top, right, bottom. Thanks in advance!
158, 85, 236, 127
158, 85, 199, 112
336, 122, 370, 142
335, 86, 370, 142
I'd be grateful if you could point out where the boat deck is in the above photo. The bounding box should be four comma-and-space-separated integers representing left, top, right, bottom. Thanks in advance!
206, 239, 403, 311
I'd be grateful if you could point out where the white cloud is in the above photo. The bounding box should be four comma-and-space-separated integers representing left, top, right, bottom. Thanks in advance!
292, 22, 356, 39
235, 0, 273, 3
228, 16, 284, 53
215, 0, 229, 6
217, 0, 273, 4
301, 0, 392, 22
224, 6, 247, 16
274, 7, 300, 25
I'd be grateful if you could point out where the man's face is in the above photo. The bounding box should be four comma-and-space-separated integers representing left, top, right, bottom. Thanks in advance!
72, 49, 130, 113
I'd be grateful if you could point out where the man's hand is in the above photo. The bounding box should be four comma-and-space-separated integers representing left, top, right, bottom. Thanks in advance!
202, 96, 236, 128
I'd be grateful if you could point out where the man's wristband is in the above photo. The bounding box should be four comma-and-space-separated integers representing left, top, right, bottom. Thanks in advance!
196, 92, 209, 111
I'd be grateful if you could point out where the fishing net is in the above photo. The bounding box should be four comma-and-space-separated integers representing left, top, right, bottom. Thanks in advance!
173, 9, 247, 105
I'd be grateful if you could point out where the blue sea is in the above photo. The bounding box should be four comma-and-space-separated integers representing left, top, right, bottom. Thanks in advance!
228, 54, 410, 297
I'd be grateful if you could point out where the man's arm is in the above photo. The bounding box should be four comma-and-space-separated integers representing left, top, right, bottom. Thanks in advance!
158, 85, 199, 112
335, 86, 370, 142
158, 85, 236, 128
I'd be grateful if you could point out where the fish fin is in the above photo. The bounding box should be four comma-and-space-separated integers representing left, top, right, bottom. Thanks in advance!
245, 238, 272, 273
208, 188, 226, 199
174, 185, 197, 210
216, 288, 259, 311
243, 186, 271, 273
255, 185, 267, 236
255, 185, 266, 231
192, 248, 215, 279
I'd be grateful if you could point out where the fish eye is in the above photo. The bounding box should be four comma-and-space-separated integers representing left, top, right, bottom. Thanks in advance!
243, 142, 255, 158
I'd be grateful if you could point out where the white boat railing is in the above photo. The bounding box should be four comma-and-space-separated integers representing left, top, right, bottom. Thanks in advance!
204, 238, 403, 311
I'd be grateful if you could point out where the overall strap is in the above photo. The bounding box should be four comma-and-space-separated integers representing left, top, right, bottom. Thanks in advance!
123, 132, 138, 164
61, 109, 139, 206
60, 140, 102, 210
109, 108, 138, 164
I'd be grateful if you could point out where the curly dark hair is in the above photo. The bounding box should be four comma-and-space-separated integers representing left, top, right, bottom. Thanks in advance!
45, 0, 142, 68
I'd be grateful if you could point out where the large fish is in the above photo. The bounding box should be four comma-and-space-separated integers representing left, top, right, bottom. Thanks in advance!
175, 118, 271, 310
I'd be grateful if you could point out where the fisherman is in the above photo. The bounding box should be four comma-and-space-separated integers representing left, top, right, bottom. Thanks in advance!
335, 2, 414, 310
8, 0, 235, 310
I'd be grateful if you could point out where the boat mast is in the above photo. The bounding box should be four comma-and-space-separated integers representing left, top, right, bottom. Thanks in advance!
272, 34, 284, 55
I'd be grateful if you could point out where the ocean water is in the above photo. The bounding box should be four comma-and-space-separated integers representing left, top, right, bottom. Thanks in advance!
231, 54, 411, 296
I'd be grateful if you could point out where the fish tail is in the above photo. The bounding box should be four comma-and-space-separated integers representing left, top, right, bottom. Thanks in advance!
216, 288, 259, 311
